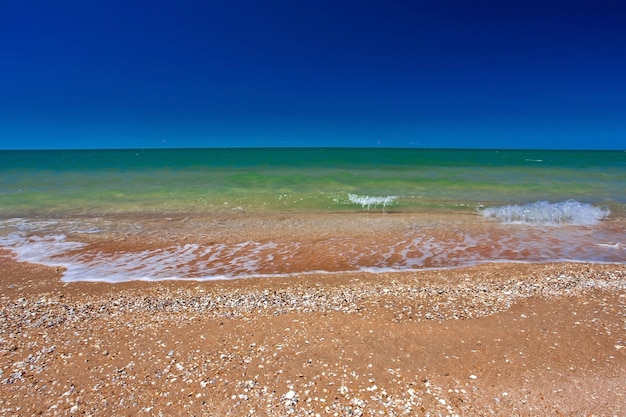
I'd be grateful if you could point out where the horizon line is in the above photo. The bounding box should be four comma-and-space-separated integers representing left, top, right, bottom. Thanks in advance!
1, 146, 624, 152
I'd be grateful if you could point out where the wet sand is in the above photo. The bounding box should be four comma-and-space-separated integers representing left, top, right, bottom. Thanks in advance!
1, 252, 625, 416
4, 211, 625, 282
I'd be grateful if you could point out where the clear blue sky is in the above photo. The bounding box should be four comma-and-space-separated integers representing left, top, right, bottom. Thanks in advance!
1, 0, 625, 149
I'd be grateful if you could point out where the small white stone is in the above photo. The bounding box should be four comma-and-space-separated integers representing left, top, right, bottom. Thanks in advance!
285, 390, 296, 400
469, 374, 478, 379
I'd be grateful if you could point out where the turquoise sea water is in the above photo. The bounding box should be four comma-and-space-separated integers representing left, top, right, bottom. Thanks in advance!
1, 148, 625, 281
1, 148, 625, 216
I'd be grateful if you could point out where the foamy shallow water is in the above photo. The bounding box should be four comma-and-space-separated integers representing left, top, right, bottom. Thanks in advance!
2, 148, 624, 282
1, 201, 624, 283
481, 200, 610, 225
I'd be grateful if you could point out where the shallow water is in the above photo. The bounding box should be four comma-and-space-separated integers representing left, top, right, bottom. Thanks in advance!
1, 212, 624, 282
1, 148, 625, 281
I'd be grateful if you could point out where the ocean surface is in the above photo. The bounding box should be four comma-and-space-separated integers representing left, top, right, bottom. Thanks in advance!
1, 148, 625, 282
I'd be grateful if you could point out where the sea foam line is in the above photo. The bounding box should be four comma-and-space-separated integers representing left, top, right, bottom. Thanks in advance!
2, 216, 625, 283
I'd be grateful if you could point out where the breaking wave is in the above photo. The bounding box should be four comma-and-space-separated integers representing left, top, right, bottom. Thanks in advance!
348, 194, 397, 210
481, 200, 610, 225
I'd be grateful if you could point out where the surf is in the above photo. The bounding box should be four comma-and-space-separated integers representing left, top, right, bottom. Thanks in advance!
481, 200, 610, 225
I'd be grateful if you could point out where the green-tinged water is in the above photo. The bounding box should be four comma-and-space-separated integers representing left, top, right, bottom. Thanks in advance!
1, 148, 625, 281
1, 148, 625, 217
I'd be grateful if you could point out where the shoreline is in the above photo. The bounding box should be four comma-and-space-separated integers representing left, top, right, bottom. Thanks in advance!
1, 256, 625, 415
3, 210, 625, 283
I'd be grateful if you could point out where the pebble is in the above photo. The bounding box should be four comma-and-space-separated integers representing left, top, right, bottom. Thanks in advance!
1, 262, 624, 416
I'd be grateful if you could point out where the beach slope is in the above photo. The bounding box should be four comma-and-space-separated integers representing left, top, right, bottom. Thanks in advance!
1, 256, 625, 416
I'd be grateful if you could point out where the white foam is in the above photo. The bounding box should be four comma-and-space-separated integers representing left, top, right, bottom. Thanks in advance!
481, 200, 610, 225
1, 213, 624, 283
595, 242, 622, 249
348, 194, 397, 210
0, 218, 60, 232
0, 232, 86, 263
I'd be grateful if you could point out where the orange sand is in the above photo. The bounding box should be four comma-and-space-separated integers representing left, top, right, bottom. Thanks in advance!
1, 253, 625, 416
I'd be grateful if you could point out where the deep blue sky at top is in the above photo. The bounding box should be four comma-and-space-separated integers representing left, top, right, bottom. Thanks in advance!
1, 0, 625, 149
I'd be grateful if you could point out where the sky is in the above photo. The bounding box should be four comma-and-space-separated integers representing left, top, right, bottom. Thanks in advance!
1, 0, 625, 150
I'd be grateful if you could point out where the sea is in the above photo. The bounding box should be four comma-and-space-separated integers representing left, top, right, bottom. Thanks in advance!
1, 148, 624, 282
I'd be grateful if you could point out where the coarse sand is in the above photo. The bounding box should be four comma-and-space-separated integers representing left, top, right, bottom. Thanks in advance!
1, 253, 625, 416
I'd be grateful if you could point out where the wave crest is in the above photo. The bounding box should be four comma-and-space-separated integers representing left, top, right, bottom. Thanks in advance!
481, 200, 610, 225
348, 194, 397, 210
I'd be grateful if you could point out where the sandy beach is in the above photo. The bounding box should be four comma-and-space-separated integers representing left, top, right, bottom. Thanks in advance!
1, 252, 625, 416
3, 0, 626, 413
